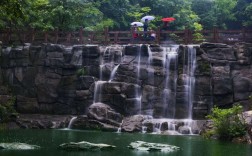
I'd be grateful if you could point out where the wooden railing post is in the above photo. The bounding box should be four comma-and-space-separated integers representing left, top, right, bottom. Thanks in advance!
184, 28, 189, 45
79, 27, 83, 44
55, 28, 59, 44
44, 31, 48, 43
242, 27, 246, 42
6, 27, 11, 44
130, 27, 134, 43
66, 32, 71, 44
188, 29, 193, 44
104, 27, 109, 45
157, 26, 161, 44
114, 31, 118, 44
31, 28, 35, 43
213, 27, 219, 43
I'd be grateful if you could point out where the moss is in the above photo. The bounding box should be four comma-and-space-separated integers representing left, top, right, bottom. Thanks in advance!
0, 123, 7, 130
76, 68, 87, 77
197, 61, 211, 74
0, 96, 17, 123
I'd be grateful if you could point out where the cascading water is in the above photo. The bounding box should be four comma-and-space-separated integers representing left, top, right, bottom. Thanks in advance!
143, 45, 198, 135
136, 45, 142, 114
162, 46, 178, 118
183, 45, 196, 119
89, 44, 198, 135
109, 64, 120, 82
67, 116, 77, 129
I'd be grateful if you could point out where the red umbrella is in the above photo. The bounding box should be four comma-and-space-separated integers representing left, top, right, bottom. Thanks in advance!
161, 17, 176, 22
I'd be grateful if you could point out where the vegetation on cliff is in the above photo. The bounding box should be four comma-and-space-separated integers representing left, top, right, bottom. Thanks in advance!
0, 95, 16, 123
204, 104, 247, 141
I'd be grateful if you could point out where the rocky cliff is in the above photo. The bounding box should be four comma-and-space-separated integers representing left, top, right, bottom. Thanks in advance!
0, 42, 252, 120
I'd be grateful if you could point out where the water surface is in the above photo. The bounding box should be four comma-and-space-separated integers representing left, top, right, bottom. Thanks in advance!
0, 129, 251, 156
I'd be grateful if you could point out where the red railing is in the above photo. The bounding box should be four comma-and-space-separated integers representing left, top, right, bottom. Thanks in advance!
0, 27, 251, 45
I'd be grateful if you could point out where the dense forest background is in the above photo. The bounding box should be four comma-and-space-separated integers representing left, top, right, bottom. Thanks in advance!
0, 0, 252, 32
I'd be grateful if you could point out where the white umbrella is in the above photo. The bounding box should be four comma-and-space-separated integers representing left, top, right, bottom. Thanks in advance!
130, 22, 144, 27
141, 15, 155, 22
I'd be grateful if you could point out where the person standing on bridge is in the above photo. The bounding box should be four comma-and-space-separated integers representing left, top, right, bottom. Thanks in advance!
143, 19, 149, 38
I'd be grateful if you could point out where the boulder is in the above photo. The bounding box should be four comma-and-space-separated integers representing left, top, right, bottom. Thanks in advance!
59, 141, 115, 151
87, 103, 123, 127
178, 126, 191, 134
121, 115, 152, 132
128, 141, 180, 152
71, 115, 118, 131
0, 143, 40, 150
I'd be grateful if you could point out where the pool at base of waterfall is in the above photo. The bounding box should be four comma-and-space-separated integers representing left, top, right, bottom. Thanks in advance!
0, 129, 251, 156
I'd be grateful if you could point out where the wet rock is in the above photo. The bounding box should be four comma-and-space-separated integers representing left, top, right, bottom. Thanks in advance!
59, 141, 116, 151
128, 141, 180, 152
121, 115, 152, 132
0, 143, 40, 150
71, 115, 118, 131
87, 103, 123, 127
16, 114, 71, 129
178, 126, 191, 134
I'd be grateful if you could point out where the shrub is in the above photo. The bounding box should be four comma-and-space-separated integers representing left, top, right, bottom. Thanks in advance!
206, 104, 247, 140
76, 68, 87, 77
168, 33, 183, 43
0, 96, 17, 122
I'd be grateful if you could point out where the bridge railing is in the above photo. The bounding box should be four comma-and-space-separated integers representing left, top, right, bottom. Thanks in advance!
0, 27, 251, 45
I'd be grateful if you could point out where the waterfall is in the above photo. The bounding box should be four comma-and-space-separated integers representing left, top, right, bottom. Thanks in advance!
162, 46, 178, 118
109, 64, 120, 82
67, 116, 77, 129
93, 81, 106, 103
136, 45, 142, 114
183, 45, 196, 119
146, 45, 154, 116
116, 120, 124, 133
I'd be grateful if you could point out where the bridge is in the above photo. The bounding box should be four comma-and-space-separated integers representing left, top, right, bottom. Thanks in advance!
0, 27, 252, 45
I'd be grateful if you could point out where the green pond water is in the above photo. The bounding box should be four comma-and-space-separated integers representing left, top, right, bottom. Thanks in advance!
0, 129, 251, 156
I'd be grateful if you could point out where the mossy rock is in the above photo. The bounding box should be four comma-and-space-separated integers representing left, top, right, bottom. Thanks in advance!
128, 141, 180, 152
59, 141, 116, 151
0, 142, 40, 150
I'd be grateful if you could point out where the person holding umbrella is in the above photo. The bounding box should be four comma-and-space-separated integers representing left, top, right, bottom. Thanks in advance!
130, 22, 143, 42
161, 17, 176, 40
141, 15, 155, 39
132, 24, 139, 40
143, 19, 149, 38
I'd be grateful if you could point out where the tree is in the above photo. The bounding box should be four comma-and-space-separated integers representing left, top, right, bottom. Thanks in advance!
98, 0, 131, 30
212, 0, 238, 29
243, 3, 252, 27
0, 0, 28, 28
192, 0, 216, 29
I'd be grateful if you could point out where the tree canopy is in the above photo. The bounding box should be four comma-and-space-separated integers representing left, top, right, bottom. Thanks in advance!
0, 0, 251, 31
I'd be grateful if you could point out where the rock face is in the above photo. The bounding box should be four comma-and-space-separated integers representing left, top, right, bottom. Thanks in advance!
59, 141, 116, 151
0, 42, 252, 121
15, 114, 72, 129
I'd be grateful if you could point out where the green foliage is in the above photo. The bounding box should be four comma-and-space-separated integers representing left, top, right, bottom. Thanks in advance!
192, 22, 205, 43
0, 96, 17, 123
206, 104, 247, 140
168, 33, 183, 43
76, 68, 87, 77
0, 0, 251, 31
243, 3, 252, 27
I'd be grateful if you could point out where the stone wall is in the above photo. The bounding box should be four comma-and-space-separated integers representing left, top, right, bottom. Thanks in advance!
0, 42, 251, 119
